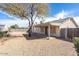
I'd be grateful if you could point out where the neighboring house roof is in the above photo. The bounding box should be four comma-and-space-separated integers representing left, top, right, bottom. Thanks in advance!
0, 24, 5, 28
0, 24, 9, 31
0, 24, 5, 26
34, 17, 78, 28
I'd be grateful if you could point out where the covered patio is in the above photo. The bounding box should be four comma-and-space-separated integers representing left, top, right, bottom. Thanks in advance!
33, 23, 60, 39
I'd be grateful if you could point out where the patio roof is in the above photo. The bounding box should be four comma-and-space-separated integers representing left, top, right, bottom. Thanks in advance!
34, 23, 49, 27
34, 22, 60, 27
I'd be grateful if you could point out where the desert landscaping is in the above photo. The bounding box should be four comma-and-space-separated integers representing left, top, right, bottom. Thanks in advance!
0, 30, 77, 56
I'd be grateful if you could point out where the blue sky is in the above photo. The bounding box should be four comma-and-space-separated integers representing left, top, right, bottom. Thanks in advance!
48, 3, 79, 17
0, 12, 13, 19
0, 3, 79, 27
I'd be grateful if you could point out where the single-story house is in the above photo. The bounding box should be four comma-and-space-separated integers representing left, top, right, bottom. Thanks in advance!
33, 17, 79, 39
0, 24, 9, 32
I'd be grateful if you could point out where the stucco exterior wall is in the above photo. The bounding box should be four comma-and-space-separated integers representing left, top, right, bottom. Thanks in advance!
56, 27, 60, 37
50, 26, 60, 37
60, 19, 77, 28
34, 26, 60, 37
33, 27, 45, 34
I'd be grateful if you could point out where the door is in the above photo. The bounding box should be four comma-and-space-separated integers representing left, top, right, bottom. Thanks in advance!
45, 27, 48, 36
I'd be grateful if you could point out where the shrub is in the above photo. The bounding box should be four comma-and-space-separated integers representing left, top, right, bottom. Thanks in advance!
10, 24, 19, 29
0, 32, 4, 38
74, 37, 79, 55
0, 31, 8, 38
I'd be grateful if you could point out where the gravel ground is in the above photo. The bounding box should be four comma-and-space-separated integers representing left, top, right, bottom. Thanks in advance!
0, 32, 77, 56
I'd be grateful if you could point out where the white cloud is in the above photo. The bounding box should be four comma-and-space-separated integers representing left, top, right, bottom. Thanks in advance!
0, 11, 29, 27
0, 10, 20, 20
44, 17, 58, 22
44, 10, 71, 22
0, 20, 28, 27
44, 10, 75, 22
54, 10, 72, 19
55, 9, 79, 19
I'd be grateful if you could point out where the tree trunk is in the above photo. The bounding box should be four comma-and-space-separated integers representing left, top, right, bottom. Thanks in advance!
28, 24, 33, 37
28, 19, 33, 37
28, 28, 32, 37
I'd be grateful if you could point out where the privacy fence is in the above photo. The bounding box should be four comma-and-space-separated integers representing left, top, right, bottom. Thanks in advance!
60, 28, 79, 41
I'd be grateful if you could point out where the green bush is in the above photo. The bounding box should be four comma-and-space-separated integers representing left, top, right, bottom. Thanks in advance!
10, 24, 19, 29
74, 37, 79, 55
0, 32, 4, 38
0, 31, 8, 38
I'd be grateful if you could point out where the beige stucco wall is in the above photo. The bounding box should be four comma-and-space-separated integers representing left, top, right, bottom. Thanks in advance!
50, 26, 60, 37
56, 27, 60, 37
33, 27, 45, 34
34, 26, 60, 37
60, 19, 77, 28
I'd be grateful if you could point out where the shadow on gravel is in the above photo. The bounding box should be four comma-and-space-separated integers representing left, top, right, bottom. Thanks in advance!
23, 33, 73, 43
23, 33, 47, 40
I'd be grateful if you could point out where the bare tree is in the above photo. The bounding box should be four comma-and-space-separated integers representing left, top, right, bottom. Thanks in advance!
0, 3, 48, 37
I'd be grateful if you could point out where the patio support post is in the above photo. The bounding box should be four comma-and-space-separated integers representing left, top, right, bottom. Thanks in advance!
65, 28, 67, 39
48, 24, 50, 40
